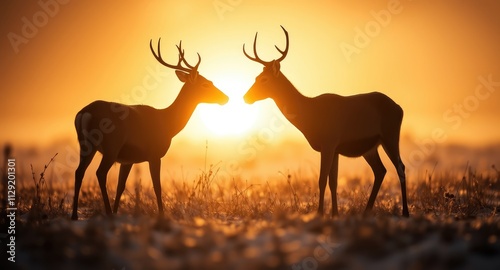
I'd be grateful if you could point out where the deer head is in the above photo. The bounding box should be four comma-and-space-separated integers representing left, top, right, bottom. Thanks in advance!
150, 39, 228, 105
243, 26, 289, 104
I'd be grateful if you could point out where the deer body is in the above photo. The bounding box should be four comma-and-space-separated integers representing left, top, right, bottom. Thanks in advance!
243, 26, 409, 217
272, 90, 401, 155
71, 41, 228, 220
76, 97, 196, 163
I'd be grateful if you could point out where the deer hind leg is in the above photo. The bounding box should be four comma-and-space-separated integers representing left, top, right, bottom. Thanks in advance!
328, 154, 339, 216
149, 159, 164, 217
317, 148, 335, 216
96, 156, 115, 217
363, 147, 386, 215
72, 148, 96, 220
382, 138, 409, 217
113, 163, 133, 214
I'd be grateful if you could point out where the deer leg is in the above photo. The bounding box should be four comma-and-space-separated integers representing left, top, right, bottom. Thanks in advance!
72, 149, 96, 220
113, 163, 133, 214
96, 156, 114, 217
149, 159, 164, 217
328, 154, 339, 216
398, 161, 409, 217
317, 148, 335, 216
363, 147, 386, 215
382, 141, 409, 217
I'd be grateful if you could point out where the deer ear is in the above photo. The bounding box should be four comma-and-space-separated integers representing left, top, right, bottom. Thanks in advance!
272, 61, 281, 77
175, 70, 189, 82
189, 71, 198, 82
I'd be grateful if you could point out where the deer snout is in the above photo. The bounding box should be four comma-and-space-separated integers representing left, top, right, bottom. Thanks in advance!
218, 92, 229, 105
243, 91, 256, 104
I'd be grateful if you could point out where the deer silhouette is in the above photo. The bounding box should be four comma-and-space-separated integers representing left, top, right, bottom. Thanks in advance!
71, 40, 228, 220
243, 26, 409, 217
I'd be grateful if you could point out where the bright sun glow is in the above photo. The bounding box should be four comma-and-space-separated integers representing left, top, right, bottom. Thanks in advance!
199, 98, 259, 135
198, 76, 260, 135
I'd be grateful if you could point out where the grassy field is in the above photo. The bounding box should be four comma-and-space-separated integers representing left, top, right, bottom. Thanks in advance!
1, 157, 500, 269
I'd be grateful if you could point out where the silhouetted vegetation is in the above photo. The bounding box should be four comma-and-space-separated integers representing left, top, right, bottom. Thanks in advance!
1, 154, 499, 269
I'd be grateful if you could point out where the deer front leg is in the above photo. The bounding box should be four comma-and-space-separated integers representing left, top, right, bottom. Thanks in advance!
397, 159, 409, 217
328, 153, 339, 216
149, 159, 164, 217
317, 147, 335, 216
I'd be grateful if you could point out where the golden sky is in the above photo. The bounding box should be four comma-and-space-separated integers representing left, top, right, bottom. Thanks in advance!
1, 0, 500, 178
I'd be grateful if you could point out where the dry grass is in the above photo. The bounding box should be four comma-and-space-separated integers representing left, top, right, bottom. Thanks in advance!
10, 152, 499, 222
2, 155, 500, 269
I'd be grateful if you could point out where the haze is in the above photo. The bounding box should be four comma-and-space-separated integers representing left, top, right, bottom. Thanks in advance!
1, 0, 499, 181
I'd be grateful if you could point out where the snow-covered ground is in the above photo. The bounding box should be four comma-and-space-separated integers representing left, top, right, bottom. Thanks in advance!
8, 213, 500, 270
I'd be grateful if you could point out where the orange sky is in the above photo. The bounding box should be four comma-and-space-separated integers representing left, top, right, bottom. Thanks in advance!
1, 0, 500, 179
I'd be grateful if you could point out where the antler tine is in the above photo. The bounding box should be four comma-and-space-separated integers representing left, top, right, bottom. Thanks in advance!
243, 32, 269, 65
175, 41, 201, 71
150, 38, 192, 73
243, 26, 289, 65
252, 33, 263, 64
275, 25, 289, 62
195, 53, 201, 70
242, 43, 256, 62
175, 40, 186, 63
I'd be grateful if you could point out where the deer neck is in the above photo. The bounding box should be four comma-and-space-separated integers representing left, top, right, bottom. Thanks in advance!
271, 74, 308, 123
161, 89, 198, 137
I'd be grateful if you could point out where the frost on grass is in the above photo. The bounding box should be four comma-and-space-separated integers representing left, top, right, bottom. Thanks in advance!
10, 214, 500, 269
2, 159, 500, 269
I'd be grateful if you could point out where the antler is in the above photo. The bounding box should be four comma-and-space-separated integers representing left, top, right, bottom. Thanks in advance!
243, 32, 269, 65
243, 25, 289, 65
150, 38, 201, 73
275, 25, 289, 62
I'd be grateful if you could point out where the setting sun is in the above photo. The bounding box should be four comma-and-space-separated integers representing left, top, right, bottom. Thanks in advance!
198, 96, 259, 135
198, 74, 260, 135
